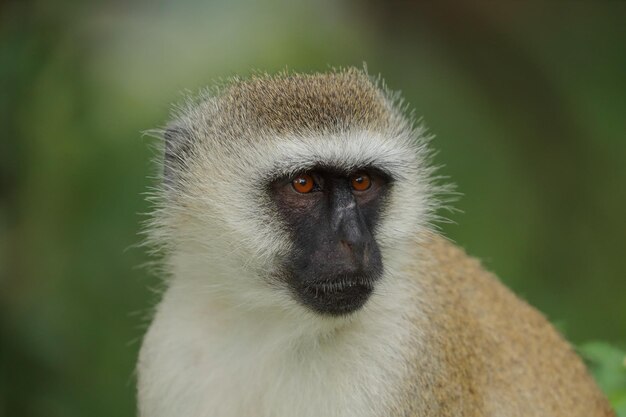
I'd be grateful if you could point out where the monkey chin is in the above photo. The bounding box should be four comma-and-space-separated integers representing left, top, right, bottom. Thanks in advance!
293, 273, 378, 316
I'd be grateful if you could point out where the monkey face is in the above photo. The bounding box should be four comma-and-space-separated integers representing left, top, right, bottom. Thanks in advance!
270, 166, 392, 315
155, 70, 434, 318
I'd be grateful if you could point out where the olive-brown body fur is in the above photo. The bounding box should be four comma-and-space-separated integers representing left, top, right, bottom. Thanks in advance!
395, 233, 614, 416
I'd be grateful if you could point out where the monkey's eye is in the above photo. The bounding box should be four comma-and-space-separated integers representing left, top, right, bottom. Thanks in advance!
292, 174, 315, 193
350, 173, 371, 191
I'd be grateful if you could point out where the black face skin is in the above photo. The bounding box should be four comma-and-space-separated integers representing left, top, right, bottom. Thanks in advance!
270, 166, 391, 316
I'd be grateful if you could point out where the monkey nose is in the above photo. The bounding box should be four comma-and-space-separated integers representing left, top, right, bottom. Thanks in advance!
340, 239, 370, 266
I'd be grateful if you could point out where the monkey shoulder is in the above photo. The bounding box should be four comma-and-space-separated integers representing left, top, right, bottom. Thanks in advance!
398, 233, 615, 416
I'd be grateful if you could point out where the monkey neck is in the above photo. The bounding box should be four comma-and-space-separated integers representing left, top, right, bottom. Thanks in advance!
140, 245, 422, 417
144, 272, 416, 417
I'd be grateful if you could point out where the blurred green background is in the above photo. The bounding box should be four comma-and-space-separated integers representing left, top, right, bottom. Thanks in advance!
1, 1, 625, 416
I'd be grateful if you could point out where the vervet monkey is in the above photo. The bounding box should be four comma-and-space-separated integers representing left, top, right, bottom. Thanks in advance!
137, 68, 614, 417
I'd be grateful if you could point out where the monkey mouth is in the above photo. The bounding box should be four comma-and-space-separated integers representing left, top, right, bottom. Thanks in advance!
295, 275, 375, 316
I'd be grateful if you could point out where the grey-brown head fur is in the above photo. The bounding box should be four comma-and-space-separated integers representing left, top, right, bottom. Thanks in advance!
163, 68, 403, 181
216, 68, 393, 135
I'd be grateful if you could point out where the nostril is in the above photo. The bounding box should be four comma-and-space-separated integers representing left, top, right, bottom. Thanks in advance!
340, 240, 353, 250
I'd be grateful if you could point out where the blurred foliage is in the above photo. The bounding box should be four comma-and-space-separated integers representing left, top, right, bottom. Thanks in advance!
1, 0, 624, 416
581, 342, 626, 416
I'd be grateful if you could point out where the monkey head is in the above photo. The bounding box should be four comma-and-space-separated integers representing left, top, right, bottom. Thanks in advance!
150, 69, 437, 318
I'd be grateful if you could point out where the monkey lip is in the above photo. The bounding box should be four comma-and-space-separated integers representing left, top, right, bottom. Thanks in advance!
308, 278, 372, 293
296, 276, 375, 316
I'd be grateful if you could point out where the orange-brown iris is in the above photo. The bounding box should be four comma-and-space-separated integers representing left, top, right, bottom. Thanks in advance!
292, 174, 315, 193
351, 173, 371, 191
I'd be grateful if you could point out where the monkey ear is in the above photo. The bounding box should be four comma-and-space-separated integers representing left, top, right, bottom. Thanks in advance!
163, 125, 193, 182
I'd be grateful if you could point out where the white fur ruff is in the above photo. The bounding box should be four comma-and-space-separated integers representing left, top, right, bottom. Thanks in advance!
138, 128, 434, 417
